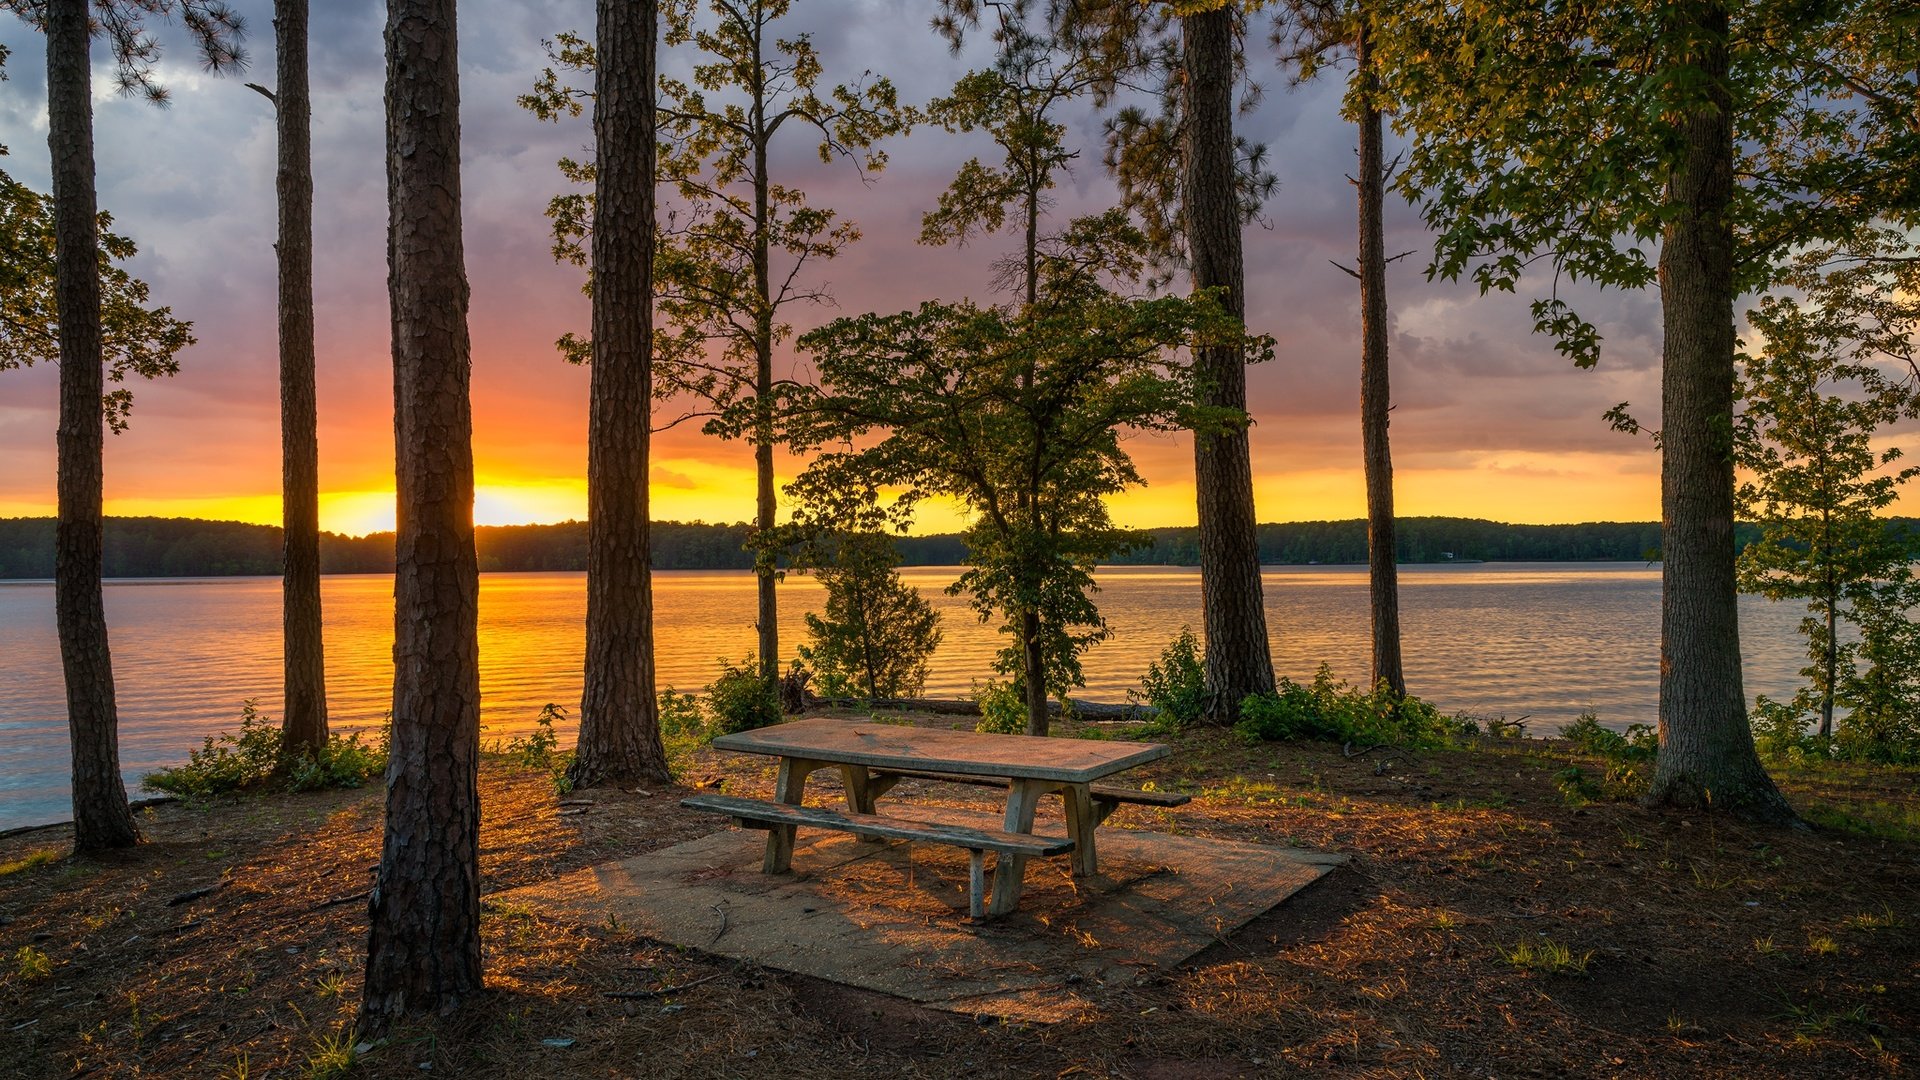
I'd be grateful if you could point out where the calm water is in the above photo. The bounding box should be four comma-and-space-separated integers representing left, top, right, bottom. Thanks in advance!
0, 563, 1809, 831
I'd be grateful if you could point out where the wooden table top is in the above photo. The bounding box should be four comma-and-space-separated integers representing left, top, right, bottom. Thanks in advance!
711, 717, 1171, 784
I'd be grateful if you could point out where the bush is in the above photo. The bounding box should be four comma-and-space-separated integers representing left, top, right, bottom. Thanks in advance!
144, 701, 386, 797
706, 656, 782, 735
1559, 710, 1657, 761
505, 703, 567, 768
1235, 665, 1460, 749
973, 680, 1028, 735
1130, 627, 1206, 728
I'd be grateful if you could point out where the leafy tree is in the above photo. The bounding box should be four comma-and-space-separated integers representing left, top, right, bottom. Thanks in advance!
521, 0, 913, 690
566, 0, 673, 790
1272, 0, 1405, 696
243, 0, 327, 757
1736, 291, 1916, 739
790, 230, 1267, 735
793, 530, 942, 702
939, 0, 1281, 722
1372, 0, 1917, 822
2, 0, 242, 853
361, 0, 483, 1031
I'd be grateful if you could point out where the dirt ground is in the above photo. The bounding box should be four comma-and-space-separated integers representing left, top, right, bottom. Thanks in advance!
1, 709, 1915, 1079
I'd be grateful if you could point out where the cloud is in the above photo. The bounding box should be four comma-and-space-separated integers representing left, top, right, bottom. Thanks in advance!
0, 0, 1684, 530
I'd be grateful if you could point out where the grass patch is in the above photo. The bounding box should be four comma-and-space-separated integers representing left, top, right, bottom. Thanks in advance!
1801, 800, 1920, 844
1839, 906, 1906, 932
1498, 938, 1592, 975
0, 847, 60, 877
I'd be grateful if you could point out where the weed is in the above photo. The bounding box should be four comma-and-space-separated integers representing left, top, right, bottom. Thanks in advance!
314, 972, 349, 1000
14, 945, 53, 981
1431, 911, 1459, 931
1838, 906, 1905, 932
1754, 935, 1780, 956
220, 1050, 251, 1080
1497, 938, 1591, 975
1806, 934, 1840, 956
304, 1025, 359, 1080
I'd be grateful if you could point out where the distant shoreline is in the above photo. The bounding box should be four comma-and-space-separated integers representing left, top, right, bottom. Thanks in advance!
0, 514, 1764, 580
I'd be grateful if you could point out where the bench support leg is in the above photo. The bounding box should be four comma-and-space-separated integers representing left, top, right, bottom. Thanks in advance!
764, 757, 825, 874
841, 764, 886, 843
988, 779, 1043, 915
1062, 783, 1099, 877
967, 849, 987, 920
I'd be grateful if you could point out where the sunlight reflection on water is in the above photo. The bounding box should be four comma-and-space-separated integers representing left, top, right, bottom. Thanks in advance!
0, 563, 1808, 829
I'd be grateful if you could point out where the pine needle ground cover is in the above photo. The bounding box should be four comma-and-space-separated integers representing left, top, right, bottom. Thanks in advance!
0, 710, 1914, 1078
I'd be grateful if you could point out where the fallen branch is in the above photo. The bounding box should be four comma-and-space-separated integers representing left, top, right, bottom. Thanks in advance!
602, 968, 733, 1001
308, 889, 371, 912
165, 881, 229, 907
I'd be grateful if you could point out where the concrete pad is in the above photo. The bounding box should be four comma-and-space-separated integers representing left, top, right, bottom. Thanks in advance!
498, 808, 1344, 1023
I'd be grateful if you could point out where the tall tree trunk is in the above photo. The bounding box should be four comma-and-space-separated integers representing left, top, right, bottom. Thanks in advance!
1820, 594, 1836, 739
1355, 20, 1404, 698
571, 0, 671, 789
1643, 1, 1796, 825
753, 125, 779, 687
275, 0, 329, 757
361, 0, 484, 1031
1182, 7, 1275, 721
47, 0, 139, 853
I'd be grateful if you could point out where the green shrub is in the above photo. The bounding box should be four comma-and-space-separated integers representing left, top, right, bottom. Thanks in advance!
1130, 627, 1206, 728
1559, 710, 1657, 761
144, 701, 386, 798
706, 656, 782, 735
1235, 665, 1460, 749
973, 680, 1028, 735
506, 703, 566, 768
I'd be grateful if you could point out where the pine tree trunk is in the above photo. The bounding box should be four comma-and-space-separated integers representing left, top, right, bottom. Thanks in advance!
1643, 1, 1796, 825
361, 0, 485, 1031
1182, 7, 1275, 721
47, 0, 139, 854
571, 0, 671, 789
753, 116, 779, 687
275, 0, 329, 757
1355, 21, 1404, 698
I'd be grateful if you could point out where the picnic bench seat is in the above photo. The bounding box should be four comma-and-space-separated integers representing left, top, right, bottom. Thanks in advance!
680, 793, 1073, 919
869, 767, 1191, 823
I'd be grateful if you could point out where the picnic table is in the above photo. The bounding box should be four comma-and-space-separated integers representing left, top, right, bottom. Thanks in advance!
685, 716, 1187, 917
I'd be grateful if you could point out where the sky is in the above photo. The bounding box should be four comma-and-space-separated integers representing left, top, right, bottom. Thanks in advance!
0, 0, 1693, 537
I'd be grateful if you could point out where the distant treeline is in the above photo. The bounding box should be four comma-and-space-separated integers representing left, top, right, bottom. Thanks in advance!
5, 514, 1909, 579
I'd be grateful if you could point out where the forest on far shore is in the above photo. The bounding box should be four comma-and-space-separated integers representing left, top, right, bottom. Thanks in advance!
0, 514, 1842, 579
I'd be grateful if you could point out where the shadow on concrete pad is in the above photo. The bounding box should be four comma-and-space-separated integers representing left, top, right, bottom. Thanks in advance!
494, 806, 1344, 1023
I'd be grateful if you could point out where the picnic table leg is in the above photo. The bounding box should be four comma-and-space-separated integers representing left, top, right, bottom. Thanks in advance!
988, 778, 1043, 916
1062, 783, 1099, 877
764, 757, 821, 874
840, 764, 885, 843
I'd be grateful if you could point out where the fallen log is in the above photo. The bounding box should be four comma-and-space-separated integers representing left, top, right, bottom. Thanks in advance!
804, 696, 1157, 722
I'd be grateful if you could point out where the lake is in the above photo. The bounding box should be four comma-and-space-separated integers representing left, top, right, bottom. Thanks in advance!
0, 563, 1810, 831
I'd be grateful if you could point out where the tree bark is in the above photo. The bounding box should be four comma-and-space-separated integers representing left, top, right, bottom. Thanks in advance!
570, 0, 672, 789
1182, 7, 1275, 721
361, 0, 485, 1031
47, 0, 139, 853
1643, 1, 1796, 825
1022, 608, 1048, 736
1355, 19, 1404, 698
275, 0, 329, 757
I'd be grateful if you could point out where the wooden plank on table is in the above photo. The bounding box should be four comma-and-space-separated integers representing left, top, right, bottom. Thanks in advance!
680, 794, 1073, 856
710, 716, 1170, 783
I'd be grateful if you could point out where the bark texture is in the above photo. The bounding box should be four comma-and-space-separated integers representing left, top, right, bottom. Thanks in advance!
570, 0, 672, 789
48, 0, 140, 853
275, 0, 329, 756
360, 0, 485, 1030
1644, 2, 1796, 824
753, 111, 780, 688
1183, 8, 1275, 720
1355, 22, 1404, 698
